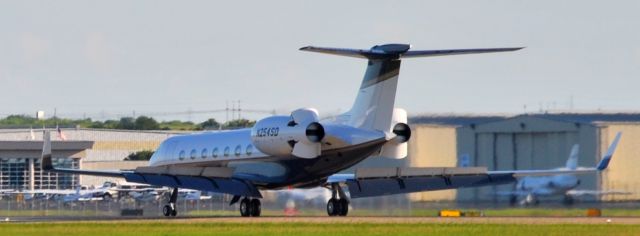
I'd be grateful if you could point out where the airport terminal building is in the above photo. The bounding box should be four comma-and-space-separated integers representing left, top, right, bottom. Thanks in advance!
0, 113, 639, 203
0, 129, 179, 191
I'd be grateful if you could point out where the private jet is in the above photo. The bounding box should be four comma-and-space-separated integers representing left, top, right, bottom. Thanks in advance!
498, 137, 625, 205
40, 43, 620, 217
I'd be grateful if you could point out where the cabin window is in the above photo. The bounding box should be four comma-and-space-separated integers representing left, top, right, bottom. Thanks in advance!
246, 144, 253, 156
201, 148, 208, 159
224, 147, 230, 157
235, 145, 242, 156
190, 149, 197, 159
212, 148, 219, 158
178, 150, 186, 160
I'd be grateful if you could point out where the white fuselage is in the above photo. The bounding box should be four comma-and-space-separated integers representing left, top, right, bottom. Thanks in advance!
146, 123, 388, 189
517, 174, 580, 196
149, 129, 269, 167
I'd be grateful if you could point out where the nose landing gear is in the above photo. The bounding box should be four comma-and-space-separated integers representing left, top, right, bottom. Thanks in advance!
327, 183, 349, 216
163, 188, 178, 217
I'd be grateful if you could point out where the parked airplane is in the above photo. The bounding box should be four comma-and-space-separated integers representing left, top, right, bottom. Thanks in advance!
0, 189, 14, 200
115, 182, 169, 202
39, 43, 619, 217
2, 181, 129, 203
9, 184, 116, 203
179, 189, 213, 201
274, 187, 331, 207
498, 136, 625, 205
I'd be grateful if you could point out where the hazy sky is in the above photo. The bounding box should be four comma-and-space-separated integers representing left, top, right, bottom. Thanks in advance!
1, 0, 639, 122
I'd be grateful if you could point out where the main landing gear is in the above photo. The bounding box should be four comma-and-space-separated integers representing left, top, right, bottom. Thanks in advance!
163, 188, 178, 217
327, 183, 349, 217
237, 197, 261, 217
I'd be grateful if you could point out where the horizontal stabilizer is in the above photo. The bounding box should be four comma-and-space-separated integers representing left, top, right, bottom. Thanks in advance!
402, 47, 524, 58
567, 189, 631, 197
300, 44, 523, 60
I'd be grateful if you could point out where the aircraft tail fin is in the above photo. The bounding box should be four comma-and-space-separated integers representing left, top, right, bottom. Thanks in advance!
300, 44, 522, 131
565, 144, 580, 170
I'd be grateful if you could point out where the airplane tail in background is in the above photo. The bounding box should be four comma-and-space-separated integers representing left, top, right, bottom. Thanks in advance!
566, 144, 580, 170
300, 44, 523, 132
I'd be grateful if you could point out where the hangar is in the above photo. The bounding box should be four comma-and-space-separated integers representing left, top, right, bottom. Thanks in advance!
408, 113, 640, 202
0, 140, 92, 190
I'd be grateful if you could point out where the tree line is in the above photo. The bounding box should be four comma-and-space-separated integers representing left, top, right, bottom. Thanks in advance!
0, 114, 256, 131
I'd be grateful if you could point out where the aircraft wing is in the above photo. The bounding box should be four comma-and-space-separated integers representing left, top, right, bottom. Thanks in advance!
327, 167, 516, 198
327, 132, 621, 199
494, 190, 531, 197
40, 131, 262, 198
494, 189, 557, 197
566, 190, 632, 197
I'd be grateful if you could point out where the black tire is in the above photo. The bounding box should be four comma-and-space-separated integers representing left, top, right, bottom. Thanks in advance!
338, 199, 349, 216
326, 198, 338, 216
163, 205, 171, 217
240, 198, 251, 217
103, 193, 113, 202
509, 195, 517, 206
563, 196, 575, 206
250, 199, 261, 217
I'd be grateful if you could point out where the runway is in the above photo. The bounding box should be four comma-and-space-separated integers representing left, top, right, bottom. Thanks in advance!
4, 216, 640, 225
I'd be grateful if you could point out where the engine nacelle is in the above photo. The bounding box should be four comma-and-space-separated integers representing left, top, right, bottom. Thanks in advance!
377, 108, 411, 159
391, 123, 411, 143
251, 108, 325, 158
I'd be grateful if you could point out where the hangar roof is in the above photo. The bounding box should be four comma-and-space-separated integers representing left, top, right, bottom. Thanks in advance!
410, 113, 640, 127
0, 140, 94, 151
409, 115, 505, 126
528, 113, 640, 124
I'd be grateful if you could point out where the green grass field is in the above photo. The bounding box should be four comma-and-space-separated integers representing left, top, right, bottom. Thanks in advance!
186, 208, 640, 217
1, 221, 639, 236
4, 207, 640, 217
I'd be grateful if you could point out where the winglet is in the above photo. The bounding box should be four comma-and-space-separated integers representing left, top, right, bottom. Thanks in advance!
596, 132, 622, 171
42, 131, 53, 171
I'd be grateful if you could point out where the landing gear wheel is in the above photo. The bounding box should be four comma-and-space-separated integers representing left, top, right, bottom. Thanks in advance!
163, 188, 179, 217
250, 199, 261, 217
563, 196, 575, 206
240, 198, 251, 217
509, 195, 517, 206
163, 204, 176, 217
163, 205, 172, 217
103, 193, 112, 202
327, 198, 339, 216
338, 199, 349, 216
